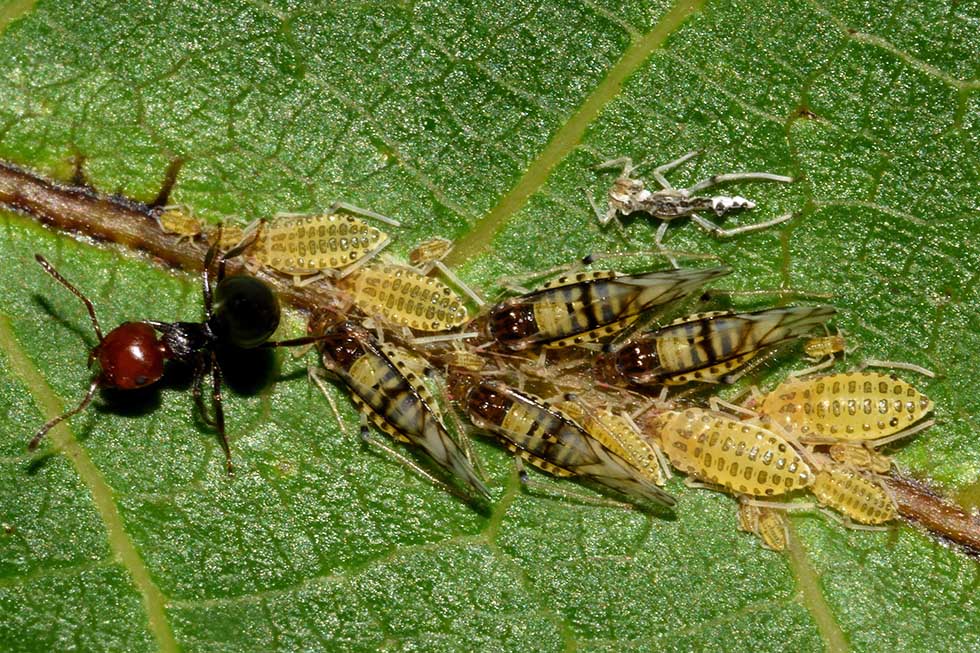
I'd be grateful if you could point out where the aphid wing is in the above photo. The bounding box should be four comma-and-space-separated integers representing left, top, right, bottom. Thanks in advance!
739, 306, 836, 350
616, 267, 731, 313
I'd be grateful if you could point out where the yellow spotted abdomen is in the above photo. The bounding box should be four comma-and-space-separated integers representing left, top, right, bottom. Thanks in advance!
811, 467, 896, 524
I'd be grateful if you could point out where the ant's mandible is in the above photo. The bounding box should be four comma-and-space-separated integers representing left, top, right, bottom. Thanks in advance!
30, 234, 312, 473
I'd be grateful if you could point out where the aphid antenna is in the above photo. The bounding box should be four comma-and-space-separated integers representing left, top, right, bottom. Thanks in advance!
741, 497, 816, 513
35, 254, 105, 342
787, 356, 838, 379
818, 507, 893, 533
866, 419, 937, 449
326, 201, 402, 228
708, 396, 757, 418
857, 358, 937, 378
431, 260, 486, 307
28, 378, 100, 451
408, 331, 479, 346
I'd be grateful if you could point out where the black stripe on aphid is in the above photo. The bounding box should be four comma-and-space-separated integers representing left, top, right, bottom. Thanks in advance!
584, 278, 614, 329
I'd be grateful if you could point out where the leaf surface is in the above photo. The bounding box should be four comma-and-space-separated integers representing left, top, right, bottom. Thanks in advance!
0, 1, 978, 651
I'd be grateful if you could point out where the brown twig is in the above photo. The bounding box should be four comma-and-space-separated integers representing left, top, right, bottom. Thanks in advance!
0, 160, 341, 312
885, 474, 980, 555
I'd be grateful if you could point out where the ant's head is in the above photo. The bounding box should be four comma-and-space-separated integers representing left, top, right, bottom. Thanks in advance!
95, 322, 168, 389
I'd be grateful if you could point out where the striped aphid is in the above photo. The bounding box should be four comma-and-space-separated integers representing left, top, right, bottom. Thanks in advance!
488, 266, 731, 351
644, 408, 814, 497
311, 320, 489, 501
460, 379, 675, 507
600, 305, 836, 387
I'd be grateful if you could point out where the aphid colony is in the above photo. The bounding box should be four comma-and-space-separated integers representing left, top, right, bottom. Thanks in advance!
30, 154, 937, 551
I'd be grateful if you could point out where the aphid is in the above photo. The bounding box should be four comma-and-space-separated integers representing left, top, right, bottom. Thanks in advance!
312, 320, 489, 500
30, 239, 293, 472
155, 205, 204, 241
591, 152, 794, 248
737, 501, 789, 551
557, 400, 668, 487
828, 443, 892, 474
602, 305, 836, 386
645, 408, 813, 496
235, 205, 398, 283
489, 266, 731, 351
754, 371, 934, 443
803, 331, 848, 362
339, 263, 469, 332
409, 237, 454, 269
810, 466, 897, 525
461, 379, 675, 506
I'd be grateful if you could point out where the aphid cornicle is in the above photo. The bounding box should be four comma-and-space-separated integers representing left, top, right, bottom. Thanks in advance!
462, 380, 675, 507
645, 409, 813, 497
755, 371, 934, 442
489, 266, 731, 351
313, 321, 489, 500
30, 238, 295, 473
811, 466, 897, 525
602, 305, 836, 386
339, 263, 469, 332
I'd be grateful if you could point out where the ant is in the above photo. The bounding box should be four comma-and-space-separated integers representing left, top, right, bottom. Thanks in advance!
30, 234, 323, 473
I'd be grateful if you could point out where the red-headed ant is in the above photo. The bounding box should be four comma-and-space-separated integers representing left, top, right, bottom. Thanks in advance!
30, 235, 321, 473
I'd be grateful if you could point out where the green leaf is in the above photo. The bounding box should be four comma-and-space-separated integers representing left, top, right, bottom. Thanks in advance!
1, 1, 978, 652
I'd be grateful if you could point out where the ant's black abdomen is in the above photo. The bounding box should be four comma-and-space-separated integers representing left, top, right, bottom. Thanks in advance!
211, 275, 281, 348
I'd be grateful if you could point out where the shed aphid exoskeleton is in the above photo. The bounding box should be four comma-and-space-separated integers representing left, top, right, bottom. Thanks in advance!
752, 371, 934, 444
644, 408, 813, 497
828, 443, 892, 474
339, 263, 470, 333
737, 501, 789, 551
155, 205, 205, 242
600, 305, 836, 387
459, 378, 676, 507
590, 152, 794, 253
311, 320, 490, 501
488, 266, 731, 351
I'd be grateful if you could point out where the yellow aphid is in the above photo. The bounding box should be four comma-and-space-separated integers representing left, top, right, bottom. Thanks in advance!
811, 467, 896, 525
803, 333, 847, 361
243, 212, 390, 278
646, 409, 813, 497
828, 443, 892, 474
156, 206, 204, 240
558, 402, 667, 487
756, 371, 933, 442
340, 263, 469, 332
737, 502, 788, 551
409, 237, 454, 267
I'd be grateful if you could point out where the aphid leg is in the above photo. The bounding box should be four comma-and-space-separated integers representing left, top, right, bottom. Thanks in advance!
708, 396, 756, 418
308, 366, 348, 432
857, 359, 936, 378
866, 419, 937, 448
27, 378, 100, 451
356, 416, 474, 503
653, 222, 680, 268
326, 201, 401, 227
34, 255, 105, 341
431, 260, 486, 307
788, 356, 837, 378
593, 156, 637, 175
685, 171, 794, 195
209, 352, 234, 474
650, 151, 701, 190
408, 332, 479, 347
741, 498, 817, 513
513, 459, 634, 510
818, 507, 892, 532
689, 211, 794, 238
721, 348, 781, 385
292, 272, 329, 288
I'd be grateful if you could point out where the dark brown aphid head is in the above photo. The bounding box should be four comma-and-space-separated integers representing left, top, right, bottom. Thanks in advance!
464, 381, 511, 428
488, 299, 538, 350
613, 338, 661, 385
315, 321, 369, 370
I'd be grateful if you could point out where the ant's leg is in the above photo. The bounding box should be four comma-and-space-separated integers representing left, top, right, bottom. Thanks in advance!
326, 201, 401, 227
686, 171, 793, 195
689, 212, 793, 237
651, 151, 700, 190
210, 353, 234, 474
218, 219, 265, 281
192, 355, 216, 427
28, 378, 101, 451
34, 255, 105, 341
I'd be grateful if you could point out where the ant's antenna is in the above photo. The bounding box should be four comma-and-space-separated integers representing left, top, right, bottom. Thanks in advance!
35, 255, 105, 342
27, 378, 100, 450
